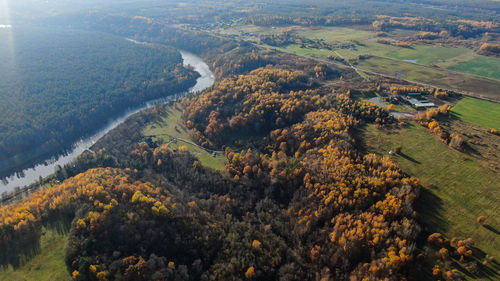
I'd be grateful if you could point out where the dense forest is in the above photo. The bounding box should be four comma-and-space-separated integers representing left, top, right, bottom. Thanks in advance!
0, 38, 423, 279
0, 26, 198, 177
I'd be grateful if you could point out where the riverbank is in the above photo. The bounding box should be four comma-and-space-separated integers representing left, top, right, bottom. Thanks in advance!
0, 50, 214, 194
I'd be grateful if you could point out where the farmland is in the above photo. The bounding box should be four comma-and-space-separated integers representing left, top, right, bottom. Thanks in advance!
215, 25, 500, 101
451, 97, 500, 130
297, 26, 400, 60
355, 56, 500, 101
448, 56, 500, 81
276, 44, 338, 58
386, 45, 471, 65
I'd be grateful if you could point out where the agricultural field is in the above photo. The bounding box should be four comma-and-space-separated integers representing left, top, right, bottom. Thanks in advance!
362, 123, 500, 280
216, 24, 281, 41
216, 25, 399, 60
451, 97, 500, 130
142, 106, 226, 170
448, 56, 500, 81
275, 44, 339, 59
292, 26, 500, 82
0, 228, 69, 281
296, 27, 500, 99
218, 24, 500, 101
355, 56, 500, 101
297, 26, 402, 60
386, 45, 471, 65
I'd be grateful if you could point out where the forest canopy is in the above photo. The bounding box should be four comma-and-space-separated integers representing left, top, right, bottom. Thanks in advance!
0, 61, 420, 280
0, 26, 198, 176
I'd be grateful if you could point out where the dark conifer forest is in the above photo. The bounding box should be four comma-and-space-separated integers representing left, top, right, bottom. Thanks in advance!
0, 27, 198, 176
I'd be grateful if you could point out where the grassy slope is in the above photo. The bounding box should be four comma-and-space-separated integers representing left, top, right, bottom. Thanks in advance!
451, 97, 500, 130
0, 228, 70, 281
362, 123, 500, 274
143, 106, 226, 170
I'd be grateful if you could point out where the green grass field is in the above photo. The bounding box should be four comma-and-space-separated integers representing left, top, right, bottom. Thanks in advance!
294, 26, 500, 82
386, 45, 471, 65
451, 97, 500, 130
143, 106, 226, 170
362, 123, 500, 279
217, 24, 278, 37
448, 55, 500, 81
0, 228, 70, 281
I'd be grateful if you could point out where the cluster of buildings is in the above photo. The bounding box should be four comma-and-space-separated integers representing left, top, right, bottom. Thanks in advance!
386, 92, 437, 109
404, 93, 436, 108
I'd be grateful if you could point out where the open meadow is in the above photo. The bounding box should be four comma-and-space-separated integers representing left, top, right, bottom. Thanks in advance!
362, 122, 500, 280
142, 106, 226, 171
448, 56, 500, 81
386, 45, 471, 65
451, 97, 500, 130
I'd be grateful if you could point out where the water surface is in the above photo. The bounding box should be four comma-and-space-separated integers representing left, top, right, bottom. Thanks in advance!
0, 50, 214, 193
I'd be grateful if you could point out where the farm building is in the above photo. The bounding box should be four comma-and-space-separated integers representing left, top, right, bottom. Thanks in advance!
407, 98, 435, 108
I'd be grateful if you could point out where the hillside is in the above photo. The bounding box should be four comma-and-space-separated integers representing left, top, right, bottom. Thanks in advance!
0, 64, 420, 280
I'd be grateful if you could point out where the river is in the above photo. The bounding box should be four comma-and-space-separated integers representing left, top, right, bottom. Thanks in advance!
0, 50, 215, 193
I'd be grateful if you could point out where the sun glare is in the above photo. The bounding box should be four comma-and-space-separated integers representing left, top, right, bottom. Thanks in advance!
0, 0, 16, 74
0, 0, 11, 26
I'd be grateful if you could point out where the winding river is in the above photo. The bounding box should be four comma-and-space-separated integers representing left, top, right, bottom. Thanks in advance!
0, 50, 215, 193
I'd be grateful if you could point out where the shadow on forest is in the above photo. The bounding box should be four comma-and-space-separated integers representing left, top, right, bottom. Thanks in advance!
0, 231, 42, 270
0, 217, 72, 270
466, 246, 500, 279
415, 186, 448, 236
461, 141, 482, 157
